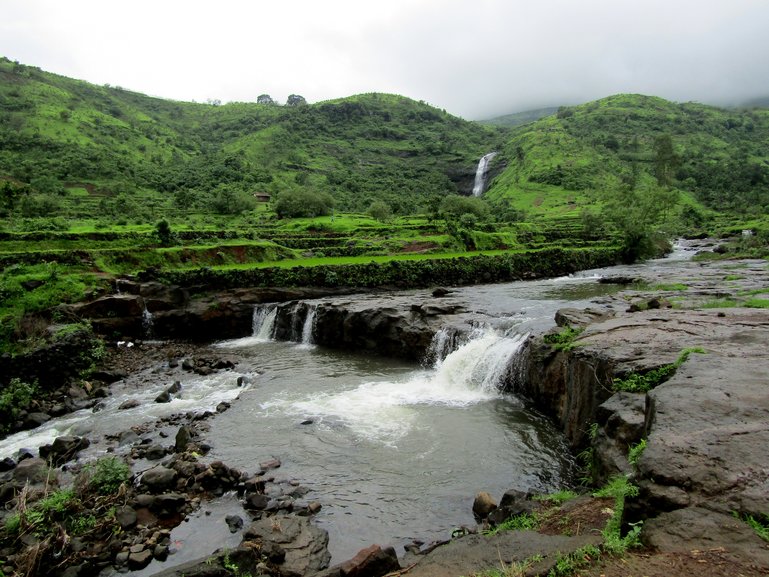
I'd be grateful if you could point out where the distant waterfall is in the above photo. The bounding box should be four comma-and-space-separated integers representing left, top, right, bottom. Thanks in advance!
472, 152, 498, 197
252, 305, 277, 341
141, 303, 154, 339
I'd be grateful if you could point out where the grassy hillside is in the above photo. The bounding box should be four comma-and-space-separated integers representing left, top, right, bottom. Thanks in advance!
0, 57, 500, 226
478, 107, 558, 127
484, 94, 769, 228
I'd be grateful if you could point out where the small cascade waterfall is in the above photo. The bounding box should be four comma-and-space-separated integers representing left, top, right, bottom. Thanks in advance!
252, 305, 277, 341
300, 306, 317, 346
472, 152, 498, 197
141, 303, 154, 339
423, 327, 462, 367
431, 328, 528, 394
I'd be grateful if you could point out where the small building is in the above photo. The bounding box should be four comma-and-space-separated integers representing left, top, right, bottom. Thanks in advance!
252, 192, 272, 203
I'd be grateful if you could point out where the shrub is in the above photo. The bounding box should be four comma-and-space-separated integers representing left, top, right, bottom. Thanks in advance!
543, 325, 584, 351
275, 190, 334, 218
0, 378, 37, 431
83, 456, 131, 495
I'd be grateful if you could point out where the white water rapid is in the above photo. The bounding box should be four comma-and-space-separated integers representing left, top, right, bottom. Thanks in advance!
299, 306, 317, 347
264, 328, 528, 446
472, 151, 498, 196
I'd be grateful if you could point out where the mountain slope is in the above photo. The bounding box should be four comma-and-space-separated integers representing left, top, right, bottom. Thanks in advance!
484, 94, 769, 218
0, 58, 500, 220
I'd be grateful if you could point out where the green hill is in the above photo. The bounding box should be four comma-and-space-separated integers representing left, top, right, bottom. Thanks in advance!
478, 106, 559, 128
484, 94, 769, 222
0, 57, 500, 224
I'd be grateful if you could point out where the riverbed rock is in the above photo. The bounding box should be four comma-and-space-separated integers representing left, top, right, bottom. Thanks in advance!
334, 544, 400, 577
642, 507, 769, 567
472, 492, 497, 520
243, 514, 331, 577
39, 435, 90, 465
175, 425, 192, 452
633, 346, 769, 519
127, 546, 153, 570
404, 529, 602, 577
140, 466, 177, 492
11, 457, 51, 484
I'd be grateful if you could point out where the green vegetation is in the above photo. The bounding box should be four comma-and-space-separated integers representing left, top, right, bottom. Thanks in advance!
627, 438, 647, 467
0, 378, 37, 431
82, 456, 132, 495
612, 347, 705, 393
543, 325, 584, 352
653, 283, 688, 291
533, 490, 578, 505
592, 476, 643, 555
484, 512, 539, 535
475, 554, 544, 577
547, 544, 602, 577
1, 456, 131, 574
735, 512, 769, 542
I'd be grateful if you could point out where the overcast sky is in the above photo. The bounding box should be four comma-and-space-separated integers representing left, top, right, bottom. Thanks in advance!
2, 0, 769, 120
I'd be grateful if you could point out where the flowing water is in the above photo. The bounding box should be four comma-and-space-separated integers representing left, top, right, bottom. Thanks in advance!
0, 245, 702, 565
472, 151, 498, 196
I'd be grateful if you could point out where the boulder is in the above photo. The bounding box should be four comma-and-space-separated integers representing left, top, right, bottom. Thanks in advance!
39, 436, 90, 465
487, 489, 536, 526
472, 491, 497, 520
22, 412, 51, 429
243, 514, 331, 576
643, 507, 769, 567
12, 457, 51, 484
119, 399, 141, 410
337, 544, 400, 577
175, 425, 192, 453
141, 466, 177, 492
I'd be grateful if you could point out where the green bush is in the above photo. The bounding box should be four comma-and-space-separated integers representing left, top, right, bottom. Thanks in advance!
85, 456, 131, 495
543, 325, 584, 351
0, 378, 37, 431
275, 190, 334, 218
612, 347, 705, 393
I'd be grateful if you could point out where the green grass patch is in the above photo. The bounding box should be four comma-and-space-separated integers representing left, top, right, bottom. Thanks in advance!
653, 283, 688, 291
484, 512, 540, 536
627, 439, 647, 467
612, 347, 705, 393
543, 325, 584, 352
699, 298, 740, 308
735, 512, 769, 542
533, 490, 578, 505
745, 298, 769, 308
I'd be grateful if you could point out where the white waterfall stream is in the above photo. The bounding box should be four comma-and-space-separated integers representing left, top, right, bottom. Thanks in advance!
472, 151, 498, 196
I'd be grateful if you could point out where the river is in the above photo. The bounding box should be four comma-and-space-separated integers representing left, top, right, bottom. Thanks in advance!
0, 242, 704, 567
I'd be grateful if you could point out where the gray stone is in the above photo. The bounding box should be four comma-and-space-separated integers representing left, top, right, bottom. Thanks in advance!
643, 507, 769, 567
119, 399, 141, 410
243, 514, 330, 576
141, 466, 177, 491
115, 506, 137, 529
12, 457, 50, 484
23, 412, 51, 429
175, 425, 192, 453
144, 444, 166, 460
128, 547, 153, 570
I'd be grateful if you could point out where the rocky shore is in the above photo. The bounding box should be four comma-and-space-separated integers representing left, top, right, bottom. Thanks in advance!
2, 247, 769, 576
